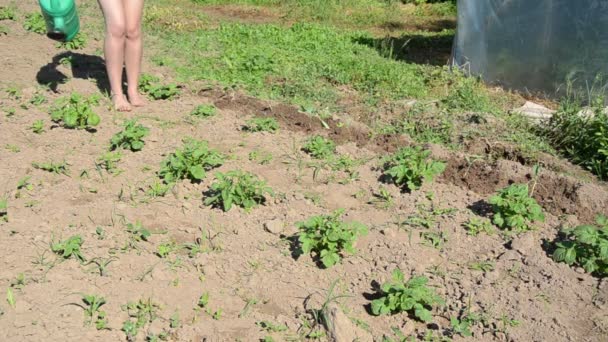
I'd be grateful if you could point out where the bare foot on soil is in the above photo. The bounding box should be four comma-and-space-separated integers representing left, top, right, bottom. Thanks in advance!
128, 91, 147, 107
112, 94, 132, 112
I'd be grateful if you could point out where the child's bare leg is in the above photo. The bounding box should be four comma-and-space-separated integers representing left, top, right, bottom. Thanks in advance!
123, 0, 146, 107
98, 0, 131, 111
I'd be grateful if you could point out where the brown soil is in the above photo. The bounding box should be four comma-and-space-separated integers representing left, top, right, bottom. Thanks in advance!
1, 2, 608, 342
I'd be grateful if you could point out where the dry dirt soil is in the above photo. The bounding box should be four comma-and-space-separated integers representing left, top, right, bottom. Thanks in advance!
1, 2, 607, 342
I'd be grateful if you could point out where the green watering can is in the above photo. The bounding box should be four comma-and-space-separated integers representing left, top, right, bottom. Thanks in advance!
38, 0, 80, 42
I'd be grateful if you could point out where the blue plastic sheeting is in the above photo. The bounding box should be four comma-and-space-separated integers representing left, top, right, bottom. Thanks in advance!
452, 0, 608, 96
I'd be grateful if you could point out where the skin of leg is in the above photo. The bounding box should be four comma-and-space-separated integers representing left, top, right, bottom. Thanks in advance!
98, 0, 131, 111
123, 0, 146, 106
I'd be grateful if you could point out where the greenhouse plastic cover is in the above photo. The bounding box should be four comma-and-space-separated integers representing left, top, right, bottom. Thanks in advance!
452, 0, 608, 95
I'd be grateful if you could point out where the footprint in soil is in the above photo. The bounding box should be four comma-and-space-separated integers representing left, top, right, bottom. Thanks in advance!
36, 51, 110, 94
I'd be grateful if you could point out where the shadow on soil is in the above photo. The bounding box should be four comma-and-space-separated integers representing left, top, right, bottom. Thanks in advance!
36, 51, 110, 94
354, 31, 455, 66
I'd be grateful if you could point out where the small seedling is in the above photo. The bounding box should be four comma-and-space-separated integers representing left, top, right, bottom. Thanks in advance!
204, 170, 273, 212
51, 235, 85, 262
382, 146, 445, 192
96, 151, 123, 175
81, 294, 108, 329
158, 138, 224, 184
85, 257, 116, 277
126, 221, 151, 242
469, 260, 495, 273
369, 187, 393, 209
197, 292, 209, 308
190, 104, 217, 118
110, 119, 150, 151
371, 269, 444, 323
139, 74, 180, 100
297, 209, 368, 268
463, 217, 495, 236
170, 311, 181, 328
49, 93, 100, 130
32, 161, 70, 175
302, 135, 336, 159
243, 117, 279, 133
256, 321, 288, 333
420, 231, 447, 250
553, 215, 608, 276
29, 93, 47, 106
30, 120, 45, 134
24, 13, 46, 34
146, 180, 172, 198
0, 197, 7, 222
156, 241, 178, 258
489, 184, 544, 232
6, 288, 16, 308
248, 149, 273, 165
122, 298, 161, 340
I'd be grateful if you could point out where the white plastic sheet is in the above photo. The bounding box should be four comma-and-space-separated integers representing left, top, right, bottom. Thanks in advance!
452, 0, 608, 95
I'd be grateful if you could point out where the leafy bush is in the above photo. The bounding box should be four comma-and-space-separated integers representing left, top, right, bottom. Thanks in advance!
50, 93, 101, 130
191, 104, 217, 118
24, 12, 46, 34
544, 96, 608, 180
139, 74, 180, 100
302, 135, 336, 159
158, 139, 224, 183
553, 215, 608, 276
204, 170, 272, 212
489, 184, 544, 232
371, 269, 444, 322
110, 120, 150, 151
243, 117, 279, 133
382, 146, 445, 191
297, 209, 368, 268
57, 33, 87, 50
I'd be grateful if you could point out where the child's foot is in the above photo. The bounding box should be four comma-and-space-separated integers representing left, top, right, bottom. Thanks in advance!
128, 91, 147, 107
112, 94, 132, 112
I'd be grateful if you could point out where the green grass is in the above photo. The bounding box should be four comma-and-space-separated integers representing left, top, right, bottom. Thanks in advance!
161, 22, 428, 113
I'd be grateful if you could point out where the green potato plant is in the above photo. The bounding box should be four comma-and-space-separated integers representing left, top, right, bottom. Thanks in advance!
243, 117, 279, 133
158, 138, 224, 184
382, 146, 445, 192
110, 119, 150, 152
139, 73, 180, 100
302, 135, 336, 159
49, 93, 101, 130
371, 269, 444, 323
553, 215, 608, 276
191, 104, 217, 118
489, 183, 544, 232
297, 209, 368, 268
204, 170, 273, 212
51, 235, 85, 262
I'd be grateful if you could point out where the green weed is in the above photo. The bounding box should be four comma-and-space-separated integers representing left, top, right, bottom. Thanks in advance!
382, 146, 445, 191
248, 149, 273, 165
139, 73, 180, 100
6, 287, 16, 308
441, 75, 493, 113
371, 269, 444, 322
204, 170, 273, 211
158, 138, 224, 183
463, 217, 495, 236
0, 6, 16, 20
81, 294, 108, 329
96, 151, 123, 175
489, 184, 544, 233
146, 180, 172, 198
24, 13, 46, 34
297, 209, 367, 268
49, 93, 101, 130
302, 135, 336, 159
190, 104, 217, 118
553, 215, 608, 276
51, 235, 85, 262
30, 120, 45, 134
126, 221, 151, 242
256, 320, 288, 333
243, 117, 279, 133
32, 161, 70, 175
110, 119, 150, 151
469, 260, 495, 273
29, 93, 47, 106
122, 298, 161, 340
